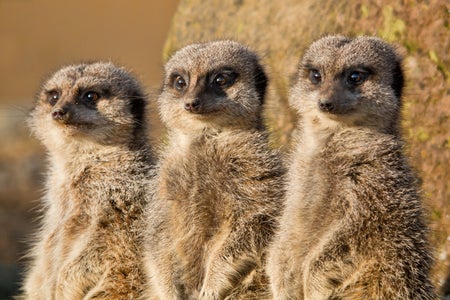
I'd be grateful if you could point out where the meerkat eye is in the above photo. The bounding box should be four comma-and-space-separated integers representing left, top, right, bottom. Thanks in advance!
214, 74, 227, 86
346, 71, 369, 87
82, 91, 100, 104
47, 90, 60, 106
173, 75, 187, 91
212, 72, 237, 88
309, 69, 322, 85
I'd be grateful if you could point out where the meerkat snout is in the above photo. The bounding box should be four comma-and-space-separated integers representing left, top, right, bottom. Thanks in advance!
184, 98, 201, 112
51, 107, 69, 121
318, 99, 335, 112
317, 94, 355, 115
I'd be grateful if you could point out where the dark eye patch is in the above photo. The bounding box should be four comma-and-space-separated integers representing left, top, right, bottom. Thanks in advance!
303, 64, 322, 86
46, 90, 60, 106
347, 71, 368, 86
75, 88, 104, 107
170, 73, 188, 91
344, 67, 372, 88
83, 91, 100, 103
77, 90, 101, 107
209, 69, 238, 89
308, 69, 322, 85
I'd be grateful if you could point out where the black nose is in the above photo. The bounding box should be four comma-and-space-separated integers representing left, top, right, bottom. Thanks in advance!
52, 108, 67, 120
318, 100, 335, 112
184, 98, 200, 112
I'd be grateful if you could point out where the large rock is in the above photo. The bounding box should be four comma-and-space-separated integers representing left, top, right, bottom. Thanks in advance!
164, 0, 450, 290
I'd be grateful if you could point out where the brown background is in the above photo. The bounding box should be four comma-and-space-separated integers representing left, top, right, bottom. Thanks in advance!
0, 0, 179, 103
0, 1, 178, 297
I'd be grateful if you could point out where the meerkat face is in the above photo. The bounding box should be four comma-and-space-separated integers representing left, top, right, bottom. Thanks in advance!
29, 62, 146, 149
158, 40, 267, 133
290, 35, 404, 132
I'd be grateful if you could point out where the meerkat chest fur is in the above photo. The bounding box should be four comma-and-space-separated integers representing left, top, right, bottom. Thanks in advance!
160, 130, 251, 232
45, 144, 149, 246
158, 127, 284, 294
50, 146, 144, 209
285, 114, 340, 214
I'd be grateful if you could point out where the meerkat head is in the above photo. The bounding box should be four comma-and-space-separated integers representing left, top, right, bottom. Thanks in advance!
290, 35, 404, 133
29, 62, 147, 150
158, 40, 268, 133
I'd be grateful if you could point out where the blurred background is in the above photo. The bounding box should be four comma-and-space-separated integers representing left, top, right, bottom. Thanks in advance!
1, 0, 449, 298
0, 0, 178, 298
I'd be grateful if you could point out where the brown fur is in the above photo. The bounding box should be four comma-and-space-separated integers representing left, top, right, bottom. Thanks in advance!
442, 266, 450, 299
21, 62, 154, 299
144, 40, 285, 299
267, 36, 437, 299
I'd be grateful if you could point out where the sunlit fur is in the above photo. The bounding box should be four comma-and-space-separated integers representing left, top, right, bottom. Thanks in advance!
21, 62, 155, 299
144, 40, 285, 299
267, 36, 437, 299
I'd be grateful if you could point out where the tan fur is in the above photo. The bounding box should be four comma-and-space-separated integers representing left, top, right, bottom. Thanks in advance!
21, 62, 154, 299
144, 40, 285, 299
267, 36, 437, 299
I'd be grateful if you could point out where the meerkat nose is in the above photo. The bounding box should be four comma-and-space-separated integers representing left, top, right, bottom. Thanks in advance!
318, 99, 335, 113
184, 98, 201, 112
51, 108, 68, 121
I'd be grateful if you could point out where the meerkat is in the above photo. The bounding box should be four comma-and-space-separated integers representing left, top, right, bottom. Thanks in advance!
266, 35, 437, 299
21, 62, 155, 299
144, 40, 285, 299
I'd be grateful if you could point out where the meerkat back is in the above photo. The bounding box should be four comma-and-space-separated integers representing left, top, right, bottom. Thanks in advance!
144, 40, 285, 299
267, 36, 436, 299
21, 62, 154, 299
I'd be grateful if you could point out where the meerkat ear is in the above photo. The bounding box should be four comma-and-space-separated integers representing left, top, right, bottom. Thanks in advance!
391, 60, 404, 100
129, 92, 146, 129
254, 63, 268, 104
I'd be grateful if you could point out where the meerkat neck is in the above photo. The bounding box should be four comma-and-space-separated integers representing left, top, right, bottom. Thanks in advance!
171, 125, 262, 143
297, 114, 341, 155
49, 141, 144, 174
